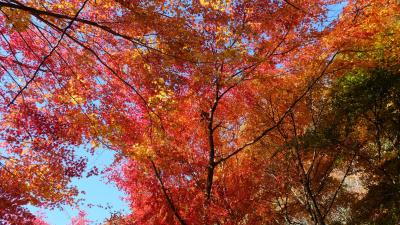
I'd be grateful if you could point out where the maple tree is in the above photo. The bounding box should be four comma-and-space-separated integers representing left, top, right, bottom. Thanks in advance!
0, 0, 399, 224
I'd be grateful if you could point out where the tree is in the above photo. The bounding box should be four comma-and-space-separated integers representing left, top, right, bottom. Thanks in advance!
0, 0, 399, 224
332, 68, 400, 225
270, 67, 400, 224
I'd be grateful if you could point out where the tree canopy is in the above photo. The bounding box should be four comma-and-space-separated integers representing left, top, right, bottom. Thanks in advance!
0, 0, 399, 224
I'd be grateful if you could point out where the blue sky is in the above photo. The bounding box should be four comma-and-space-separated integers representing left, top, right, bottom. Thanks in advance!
28, 148, 130, 225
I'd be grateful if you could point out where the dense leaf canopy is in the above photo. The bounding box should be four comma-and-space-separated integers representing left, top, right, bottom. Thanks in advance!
0, 0, 399, 224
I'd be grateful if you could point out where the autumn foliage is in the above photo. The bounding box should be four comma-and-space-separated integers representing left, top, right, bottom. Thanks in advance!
0, 0, 400, 224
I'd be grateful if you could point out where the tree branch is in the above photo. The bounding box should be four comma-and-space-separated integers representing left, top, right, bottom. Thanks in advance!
150, 160, 187, 225
215, 51, 339, 165
0, 0, 212, 64
6, 0, 89, 107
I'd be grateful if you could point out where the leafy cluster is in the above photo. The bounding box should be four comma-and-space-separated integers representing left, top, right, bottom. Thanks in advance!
0, 0, 399, 224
